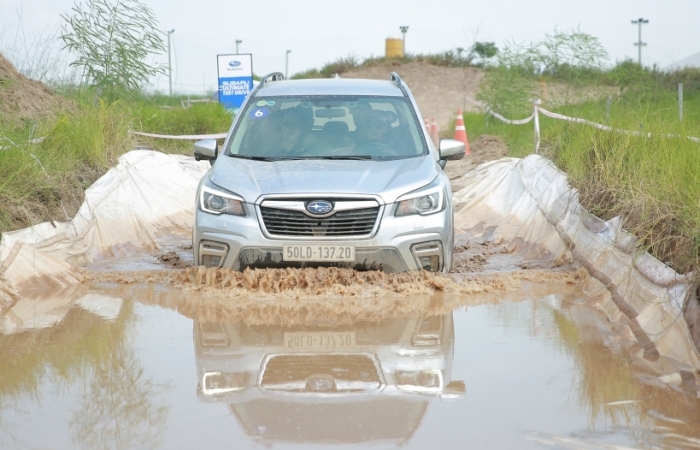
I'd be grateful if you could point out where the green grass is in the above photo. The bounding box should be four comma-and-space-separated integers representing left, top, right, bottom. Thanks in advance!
0, 100, 132, 231
464, 81, 700, 272
462, 111, 538, 156
552, 104, 700, 271
130, 100, 233, 152
0, 93, 232, 233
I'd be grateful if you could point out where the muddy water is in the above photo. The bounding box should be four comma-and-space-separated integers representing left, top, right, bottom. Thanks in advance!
1, 278, 699, 449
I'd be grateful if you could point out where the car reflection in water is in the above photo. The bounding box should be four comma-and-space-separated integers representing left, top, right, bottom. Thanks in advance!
193, 313, 466, 446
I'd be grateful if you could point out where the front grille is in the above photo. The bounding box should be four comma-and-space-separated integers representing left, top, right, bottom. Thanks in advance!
261, 354, 381, 392
260, 207, 379, 237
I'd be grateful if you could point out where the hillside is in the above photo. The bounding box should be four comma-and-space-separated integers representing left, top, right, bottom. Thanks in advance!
342, 61, 484, 129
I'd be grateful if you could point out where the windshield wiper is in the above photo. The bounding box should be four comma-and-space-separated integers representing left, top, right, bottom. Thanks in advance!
229, 155, 306, 161
230, 154, 375, 161
315, 155, 373, 160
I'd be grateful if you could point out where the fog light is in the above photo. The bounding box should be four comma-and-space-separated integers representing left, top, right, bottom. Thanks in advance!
202, 255, 221, 266
419, 256, 439, 271
199, 241, 229, 267
410, 241, 443, 272
396, 369, 443, 393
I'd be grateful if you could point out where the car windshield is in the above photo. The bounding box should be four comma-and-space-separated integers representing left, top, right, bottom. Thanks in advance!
225, 96, 427, 160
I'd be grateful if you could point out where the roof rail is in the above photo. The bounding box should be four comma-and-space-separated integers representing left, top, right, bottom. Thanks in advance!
389, 72, 402, 89
390, 72, 408, 97
249, 72, 284, 98
259, 72, 285, 86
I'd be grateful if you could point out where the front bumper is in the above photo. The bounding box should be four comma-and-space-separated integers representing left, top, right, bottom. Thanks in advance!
193, 202, 453, 273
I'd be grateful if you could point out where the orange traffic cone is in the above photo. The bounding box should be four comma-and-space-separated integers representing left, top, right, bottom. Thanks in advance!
429, 118, 439, 148
453, 109, 471, 155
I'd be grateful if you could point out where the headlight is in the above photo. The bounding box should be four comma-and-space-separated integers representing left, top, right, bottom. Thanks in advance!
199, 184, 246, 216
201, 371, 249, 395
396, 192, 442, 216
395, 182, 445, 216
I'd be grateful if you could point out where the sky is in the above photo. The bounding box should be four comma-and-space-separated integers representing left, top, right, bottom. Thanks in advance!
1, 0, 699, 95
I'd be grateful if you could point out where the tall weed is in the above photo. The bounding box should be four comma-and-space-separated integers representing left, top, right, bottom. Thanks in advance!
550, 99, 700, 271
40, 100, 131, 169
0, 100, 132, 232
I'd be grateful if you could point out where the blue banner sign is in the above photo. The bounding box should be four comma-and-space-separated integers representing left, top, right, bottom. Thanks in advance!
217, 54, 253, 110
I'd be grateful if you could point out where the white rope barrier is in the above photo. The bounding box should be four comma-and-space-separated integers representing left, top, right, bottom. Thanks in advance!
1, 131, 225, 150
465, 96, 700, 152
129, 130, 227, 140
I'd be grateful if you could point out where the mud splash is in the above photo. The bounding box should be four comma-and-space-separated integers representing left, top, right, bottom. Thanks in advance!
85, 266, 584, 327
157, 251, 192, 269
87, 266, 583, 299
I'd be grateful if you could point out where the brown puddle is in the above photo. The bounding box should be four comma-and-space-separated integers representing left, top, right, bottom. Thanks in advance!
1, 275, 700, 449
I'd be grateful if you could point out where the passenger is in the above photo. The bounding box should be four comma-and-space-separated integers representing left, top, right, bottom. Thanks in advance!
350, 104, 390, 148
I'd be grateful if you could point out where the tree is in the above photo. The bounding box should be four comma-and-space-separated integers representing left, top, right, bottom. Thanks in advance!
471, 42, 498, 66
61, 0, 166, 99
534, 28, 608, 75
477, 29, 608, 116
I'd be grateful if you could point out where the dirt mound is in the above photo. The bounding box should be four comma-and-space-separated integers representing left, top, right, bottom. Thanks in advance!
443, 134, 509, 194
0, 53, 72, 123
344, 61, 618, 131
343, 61, 484, 130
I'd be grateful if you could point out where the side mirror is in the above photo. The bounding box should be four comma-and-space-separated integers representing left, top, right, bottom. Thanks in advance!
194, 139, 218, 162
439, 139, 465, 162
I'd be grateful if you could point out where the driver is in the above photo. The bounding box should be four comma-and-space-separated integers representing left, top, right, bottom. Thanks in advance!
278, 106, 313, 154
350, 104, 390, 148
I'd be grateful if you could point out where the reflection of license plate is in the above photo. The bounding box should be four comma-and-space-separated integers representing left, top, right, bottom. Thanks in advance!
282, 244, 355, 262
284, 332, 356, 349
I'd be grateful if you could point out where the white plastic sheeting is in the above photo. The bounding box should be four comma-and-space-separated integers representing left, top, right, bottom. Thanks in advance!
0, 150, 698, 377
0, 150, 209, 300
454, 154, 700, 375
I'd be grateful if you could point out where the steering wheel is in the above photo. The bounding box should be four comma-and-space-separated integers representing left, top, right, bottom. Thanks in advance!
355, 142, 395, 156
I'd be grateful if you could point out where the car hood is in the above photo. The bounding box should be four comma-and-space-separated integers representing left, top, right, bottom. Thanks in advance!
208, 156, 439, 204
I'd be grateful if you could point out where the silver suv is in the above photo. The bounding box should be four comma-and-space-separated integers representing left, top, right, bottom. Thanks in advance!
193, 72, 464, 273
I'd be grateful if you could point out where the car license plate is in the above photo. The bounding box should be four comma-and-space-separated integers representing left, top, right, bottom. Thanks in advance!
282, 244, 355, 262
284, 331, 356, 349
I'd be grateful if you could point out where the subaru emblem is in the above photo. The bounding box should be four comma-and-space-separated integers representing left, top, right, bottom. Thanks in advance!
228, 61, 241, 67
306, 200, 333, 215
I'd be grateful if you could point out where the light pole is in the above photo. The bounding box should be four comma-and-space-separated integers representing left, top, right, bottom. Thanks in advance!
235, 39, 242, 54
167, 29, 175, 96
285, 49, 291, 78
399, 26, 409, 56
631, 17, 648, 66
